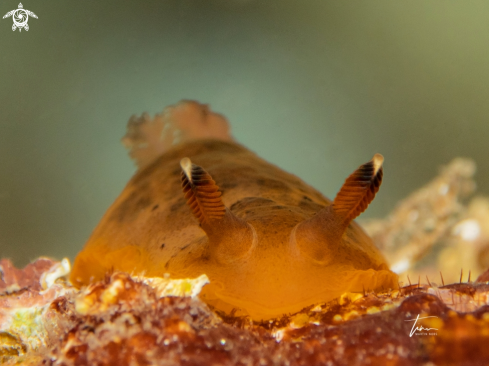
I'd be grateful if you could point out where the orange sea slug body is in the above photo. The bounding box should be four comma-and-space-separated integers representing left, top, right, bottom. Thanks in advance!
71, 100, 398, 320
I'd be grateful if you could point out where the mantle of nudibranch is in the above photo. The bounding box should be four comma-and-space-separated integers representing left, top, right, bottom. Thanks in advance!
70, 100, 398, 320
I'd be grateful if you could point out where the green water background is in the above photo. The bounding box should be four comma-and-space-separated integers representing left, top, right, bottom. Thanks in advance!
1, 0, 489, 266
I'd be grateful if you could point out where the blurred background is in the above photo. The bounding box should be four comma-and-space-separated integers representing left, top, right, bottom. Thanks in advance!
1, 0, 489, 267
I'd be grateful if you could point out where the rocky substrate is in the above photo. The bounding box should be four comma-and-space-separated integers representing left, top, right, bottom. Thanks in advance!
1, 258, 489, 365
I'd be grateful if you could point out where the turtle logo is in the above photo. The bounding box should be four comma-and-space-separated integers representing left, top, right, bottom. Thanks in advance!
3, 3, 38, 32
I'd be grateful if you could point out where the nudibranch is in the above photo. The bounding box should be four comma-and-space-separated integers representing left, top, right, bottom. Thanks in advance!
71, 100, 398, 320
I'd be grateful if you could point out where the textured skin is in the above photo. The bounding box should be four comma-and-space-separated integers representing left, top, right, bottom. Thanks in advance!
71, 138, 397, 320
70, 101, 397, 320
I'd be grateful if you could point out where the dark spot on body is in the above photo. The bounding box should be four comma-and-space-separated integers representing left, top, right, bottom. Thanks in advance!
170, 199, 186, 212
165, 253, 178, 270
160, 243, 165, 249
137, 196, 152, 210
256, 178, 289, 191
172, 166, 182, 176
273, 205, 287, 210
152, 204, 159, 211
111, 183, 153, 222
180, 244, 190, 251
299, 195, 325, 212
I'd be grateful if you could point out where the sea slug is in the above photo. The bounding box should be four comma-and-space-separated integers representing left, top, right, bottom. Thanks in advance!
71, 100, 398, 320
